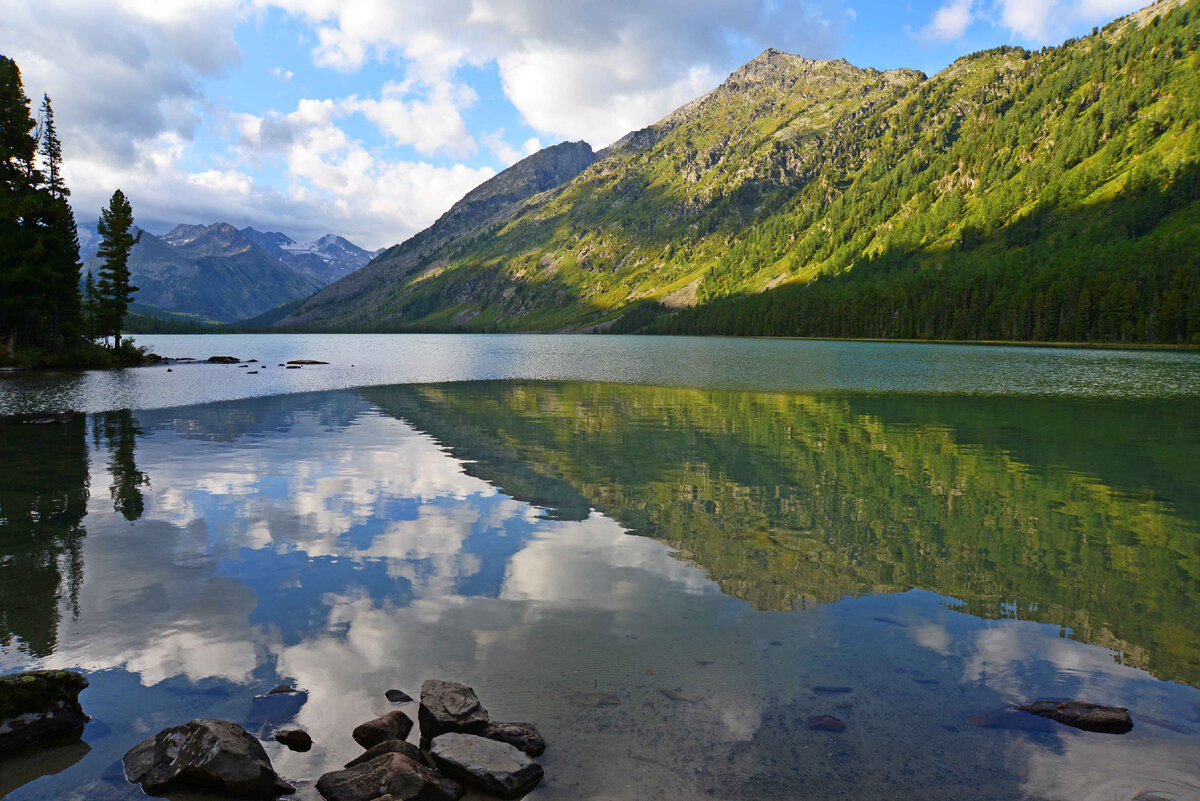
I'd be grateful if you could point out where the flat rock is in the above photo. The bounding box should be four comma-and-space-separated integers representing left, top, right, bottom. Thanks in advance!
430, 733, 543, 799
353, 710, 414, 748
268, 684, 301, 695
345, 738, 425, 769
479, 722, 545, 757
316, 752, 463, 801
122, 718, 293, 798
287, 359, 329, 365
275, 728, 313, 752
1016, 701, 1133, 734
0, 670, 90, 757
386, 689, 414, 703
419, 680, 489, 739
207, 355, 240, 364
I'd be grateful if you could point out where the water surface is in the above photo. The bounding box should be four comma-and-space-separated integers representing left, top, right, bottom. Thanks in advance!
1, 338, 1199, 800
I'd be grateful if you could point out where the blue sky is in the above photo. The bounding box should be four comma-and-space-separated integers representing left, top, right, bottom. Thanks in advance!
1, 0, 1153, 249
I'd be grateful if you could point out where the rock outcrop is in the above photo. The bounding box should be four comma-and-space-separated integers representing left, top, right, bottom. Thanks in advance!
352, 710, 414, 748
1016, 701, 1134, 734
122, 718, 294, 798
478, 722, 546, 757
430, 733, 544, 799
316, 753, 463, 801
0, 670, 90, 757
419, 680, 489, 740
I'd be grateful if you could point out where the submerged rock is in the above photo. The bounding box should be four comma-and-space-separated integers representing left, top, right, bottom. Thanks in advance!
1016, 701, 1133, 734
430, 733, 543, 799
659, 688, 703, 704
807, 715, 846, 732
316, 753, 463, 801
274, 728, 313, 752
0, 670, 90, 757
345, 738, 425, 769
353, 710, 414, 749
122, 718, 294, 798
479, 722, 546, 757
419, 680, 489, 740
811, 686, 853, 694
967, 708, 1059, 732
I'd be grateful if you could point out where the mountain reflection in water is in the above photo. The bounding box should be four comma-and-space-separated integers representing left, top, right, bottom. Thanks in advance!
1, 383, 1198, 801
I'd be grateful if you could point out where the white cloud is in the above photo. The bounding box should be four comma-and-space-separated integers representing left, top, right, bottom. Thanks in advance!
481, 129, 542, 166
994, 0, 1148, 41
256, 0, 842, 147
921, 0, 976, 41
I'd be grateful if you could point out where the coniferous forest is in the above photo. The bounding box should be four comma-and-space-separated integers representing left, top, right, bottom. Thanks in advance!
282, 1, 1200, 344
0, 56, 145, 366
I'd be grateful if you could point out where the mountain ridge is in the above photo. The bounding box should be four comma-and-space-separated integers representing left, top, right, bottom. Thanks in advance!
277, 0, 1198, 341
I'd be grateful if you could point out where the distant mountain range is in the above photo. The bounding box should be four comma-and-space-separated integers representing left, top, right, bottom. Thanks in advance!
81, 222, 377, 323
276, 0, 1200, 344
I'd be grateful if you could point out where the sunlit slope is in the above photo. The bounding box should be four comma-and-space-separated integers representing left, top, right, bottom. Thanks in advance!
289, 0, 1199, 341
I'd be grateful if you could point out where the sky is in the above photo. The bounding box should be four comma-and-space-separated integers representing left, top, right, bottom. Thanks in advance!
1, 0, 1154, 250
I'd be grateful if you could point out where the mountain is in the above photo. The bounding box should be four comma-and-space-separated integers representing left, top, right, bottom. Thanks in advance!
83, 222, 375, 323
280, 140, 596, 328
276, 0, 1200, 343
83, 222, 323, 323
240, 228, 376, 285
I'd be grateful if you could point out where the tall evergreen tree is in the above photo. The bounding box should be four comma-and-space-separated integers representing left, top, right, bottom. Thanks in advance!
0, 55, 40, 356
95, 189, 140, 348
37, 94, 82, 348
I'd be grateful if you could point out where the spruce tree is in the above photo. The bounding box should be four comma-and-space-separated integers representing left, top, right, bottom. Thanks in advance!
37, 94, 82, 348
95, 189, 140, 349
0, 55, 40, 356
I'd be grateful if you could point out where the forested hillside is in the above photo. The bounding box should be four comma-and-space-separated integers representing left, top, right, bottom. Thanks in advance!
284, 0, 1200, 343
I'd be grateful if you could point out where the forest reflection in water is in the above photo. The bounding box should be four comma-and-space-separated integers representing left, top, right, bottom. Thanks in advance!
1, 382, 1198, 801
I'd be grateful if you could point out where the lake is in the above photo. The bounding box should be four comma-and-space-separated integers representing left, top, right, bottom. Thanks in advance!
1, 335, 1199, 801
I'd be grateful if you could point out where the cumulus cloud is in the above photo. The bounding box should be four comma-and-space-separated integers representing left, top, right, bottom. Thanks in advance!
5, 0, 842, 248
259, 0, 842, 147
994, 0, 1148, 41
921, 0, 976, 41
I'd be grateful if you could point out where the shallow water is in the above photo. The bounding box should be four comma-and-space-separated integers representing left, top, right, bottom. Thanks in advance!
1, 337, 1199, 801
1, 334, 1199, 416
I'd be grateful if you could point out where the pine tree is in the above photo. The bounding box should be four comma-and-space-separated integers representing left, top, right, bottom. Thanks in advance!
0, 55, 41, 356
95, 189, 140, 349
37, 94, 82, 348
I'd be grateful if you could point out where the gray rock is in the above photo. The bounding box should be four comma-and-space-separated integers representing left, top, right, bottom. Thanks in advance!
316, 753, 463, 801
274, 728, 313, 752
122, 718, 294, 798
479, 722, 545, 757
353, 710, 414, 748
419, 680, 489, 740
430, 733, 543, 799
1016, 701, 1134, 734
268, 684, 300, 695
385, 689, 414, 703
0, 670, 90, 757
207, 356, 241, 364
345, 738, 425, 769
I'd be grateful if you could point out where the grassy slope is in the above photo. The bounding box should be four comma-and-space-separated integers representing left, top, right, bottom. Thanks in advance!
316, 0, 1199, 342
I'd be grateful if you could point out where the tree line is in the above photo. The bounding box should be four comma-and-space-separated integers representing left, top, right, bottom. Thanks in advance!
1, 55, 142, 365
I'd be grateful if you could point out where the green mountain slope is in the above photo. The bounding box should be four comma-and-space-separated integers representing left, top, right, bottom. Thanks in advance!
279, 0, 1200, 342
